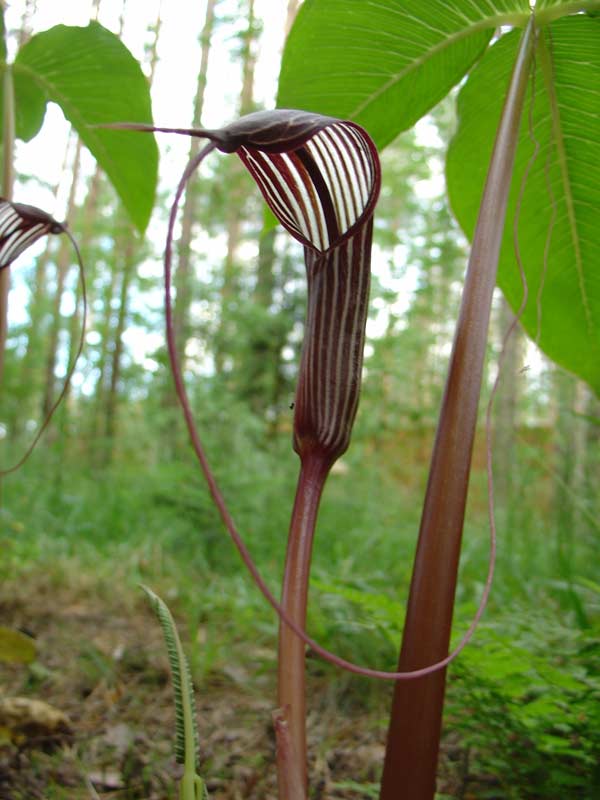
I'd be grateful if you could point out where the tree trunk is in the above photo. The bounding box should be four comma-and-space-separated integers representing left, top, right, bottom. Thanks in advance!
216, 0, 257, 375
284, 0, 300, 39
41, 140, 82, 418
172, 0, 218, 364
16, 141, 75, 438
582, 389, 600, 544
145, 0, 163, 85
552, 371, 591, 627
242, 227, 280, 415
494, 295, 524, 548
104, 235, 136, 461
0, 61, 15, 388
90, 245, 118, 458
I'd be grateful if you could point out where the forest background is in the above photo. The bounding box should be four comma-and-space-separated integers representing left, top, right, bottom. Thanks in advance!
1, 1, 599, 798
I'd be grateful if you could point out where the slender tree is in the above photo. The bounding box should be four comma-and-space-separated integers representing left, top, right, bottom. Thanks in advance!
494, 296, 525, 541
172, 0, 218, 365
98, 0, 163, 463
215, 0, 259, 374
13, 144, 70, 439
0, 22, 15, 384
284, 0, 300, 39
103, 232, 136, 457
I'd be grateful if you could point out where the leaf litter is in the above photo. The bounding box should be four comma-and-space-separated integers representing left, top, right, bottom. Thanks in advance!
0, 570, 412, 800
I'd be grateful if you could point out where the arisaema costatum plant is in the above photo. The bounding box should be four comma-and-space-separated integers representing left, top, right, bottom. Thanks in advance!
107, 51, 534, 791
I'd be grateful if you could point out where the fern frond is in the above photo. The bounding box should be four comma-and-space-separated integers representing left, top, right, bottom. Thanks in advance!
141, 585, 199, 768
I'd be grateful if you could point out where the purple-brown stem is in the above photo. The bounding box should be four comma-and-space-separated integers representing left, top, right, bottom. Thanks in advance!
273, 706, 306, 800
379, 17, 536, 800
277, 452, 330, 798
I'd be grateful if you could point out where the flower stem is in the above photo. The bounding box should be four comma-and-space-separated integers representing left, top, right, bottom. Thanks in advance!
277, 451, 330, 799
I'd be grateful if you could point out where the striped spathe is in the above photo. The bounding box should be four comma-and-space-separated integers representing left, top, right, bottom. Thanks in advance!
0, 199, 64, 270
230, 113, 380, 464
293, 218, 374, 463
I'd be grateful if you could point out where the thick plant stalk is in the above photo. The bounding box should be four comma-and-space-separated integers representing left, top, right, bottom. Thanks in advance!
379, 17, 536, 800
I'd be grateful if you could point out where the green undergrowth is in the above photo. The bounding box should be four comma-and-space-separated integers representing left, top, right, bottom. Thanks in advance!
1, 432, 599, 797
2, 541, 598, 798
448, 613, 600, 798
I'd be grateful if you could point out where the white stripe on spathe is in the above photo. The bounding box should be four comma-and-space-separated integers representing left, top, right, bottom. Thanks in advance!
322, 127, 361, 224
0, 206, 21, 237
245, 153, 299, 234
244, 149, 313, 244
0, 223, 45, 268
281, 152, 326, 250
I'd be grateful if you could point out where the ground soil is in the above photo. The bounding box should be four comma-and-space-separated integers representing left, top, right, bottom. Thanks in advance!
0, 572, 469, 800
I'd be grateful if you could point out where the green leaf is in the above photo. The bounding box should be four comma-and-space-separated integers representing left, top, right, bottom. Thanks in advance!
0, 626, 37, 664
9, 22, 158, 232
10, 66, 46, 141
277, 0, 540, 148
535, 0, 600, 15
447, 16, 600, 395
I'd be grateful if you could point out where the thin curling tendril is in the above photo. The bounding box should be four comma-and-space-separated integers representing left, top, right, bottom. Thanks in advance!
164, 140, 496, 682
1, 227, 87, 476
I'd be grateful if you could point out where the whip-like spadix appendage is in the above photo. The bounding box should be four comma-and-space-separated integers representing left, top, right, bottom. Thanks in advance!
108, 110, 491, 696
